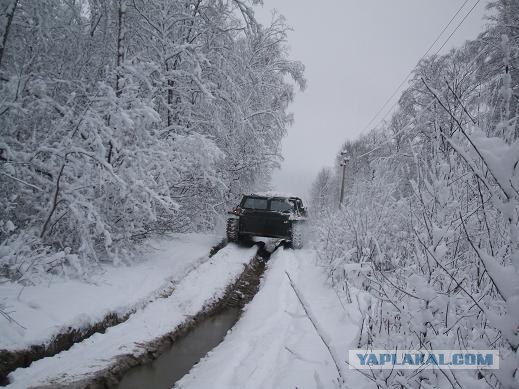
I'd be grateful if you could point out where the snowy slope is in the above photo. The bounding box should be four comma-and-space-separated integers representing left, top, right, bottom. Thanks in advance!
175, 248, 374, 389
0, 233, 217, 351
7, 243, 257, 388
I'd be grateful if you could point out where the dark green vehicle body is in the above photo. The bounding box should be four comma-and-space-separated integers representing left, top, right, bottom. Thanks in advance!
226, 194, 306, 247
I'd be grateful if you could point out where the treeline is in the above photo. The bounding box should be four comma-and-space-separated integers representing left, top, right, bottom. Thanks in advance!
0, 0, 304, 280
311, 1, 518, 387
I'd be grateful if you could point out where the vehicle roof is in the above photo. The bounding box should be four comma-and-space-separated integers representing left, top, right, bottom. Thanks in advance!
243, 192, 302, 201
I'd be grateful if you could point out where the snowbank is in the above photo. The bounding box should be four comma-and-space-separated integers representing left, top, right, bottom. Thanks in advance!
7, 243, 257, 388
0, 233, 217, 351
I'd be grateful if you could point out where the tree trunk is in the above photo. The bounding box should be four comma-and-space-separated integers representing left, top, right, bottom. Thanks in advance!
115, 0, 125, 96
0, 0, 18, 69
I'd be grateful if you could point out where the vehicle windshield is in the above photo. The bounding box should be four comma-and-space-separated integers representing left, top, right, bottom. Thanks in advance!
270, 198, 294, 213
242, 197, 268, 210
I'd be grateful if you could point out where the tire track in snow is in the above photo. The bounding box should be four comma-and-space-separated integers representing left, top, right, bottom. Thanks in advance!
6, 243, 259, 388
0, 239, 228, 384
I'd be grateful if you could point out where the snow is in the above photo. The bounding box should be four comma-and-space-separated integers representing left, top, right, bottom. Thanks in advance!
6, 243, 258, 388
0, 233, 218, 351
175, 248, 373, 389
248, 191, 305, 200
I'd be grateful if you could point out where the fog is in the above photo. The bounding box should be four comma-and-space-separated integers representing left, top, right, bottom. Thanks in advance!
255, 0, 489, 197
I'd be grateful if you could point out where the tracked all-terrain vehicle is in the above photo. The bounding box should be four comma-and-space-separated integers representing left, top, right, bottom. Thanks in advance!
226, 194, 307, 249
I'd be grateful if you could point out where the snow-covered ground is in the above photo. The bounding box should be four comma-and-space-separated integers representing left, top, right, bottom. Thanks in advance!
4, 240, 376, 389
6, 243, 258, 388
176, 247, 374, 389
1, 233, 218, 351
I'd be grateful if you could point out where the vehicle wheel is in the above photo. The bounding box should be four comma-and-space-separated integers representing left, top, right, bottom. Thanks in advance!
291, 222, 304, 249
226, 218, 240, 242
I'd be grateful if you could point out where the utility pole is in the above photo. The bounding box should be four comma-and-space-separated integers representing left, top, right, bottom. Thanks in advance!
339, 152, 350, 208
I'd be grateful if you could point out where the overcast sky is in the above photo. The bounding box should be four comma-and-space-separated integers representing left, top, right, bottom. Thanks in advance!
254, 0, 490, 198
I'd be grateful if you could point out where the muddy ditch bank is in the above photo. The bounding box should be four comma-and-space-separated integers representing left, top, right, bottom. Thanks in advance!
60, 242, 276, 389
117, 308, 241, 389
0, 239, 229, 386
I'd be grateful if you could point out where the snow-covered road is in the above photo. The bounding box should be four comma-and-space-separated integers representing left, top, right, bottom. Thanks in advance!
6, 242, 257, 388
5, 240, 373, 389
176, 247, 372, 389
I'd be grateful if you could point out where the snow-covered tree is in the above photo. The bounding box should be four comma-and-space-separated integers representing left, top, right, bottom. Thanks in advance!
0, 0, 305, 280
311, 1, 519, 387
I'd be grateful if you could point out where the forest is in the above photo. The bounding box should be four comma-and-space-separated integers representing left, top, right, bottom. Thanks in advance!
0, 0, 304, 279
1, 0, 518, 387
310, 0, 519, 387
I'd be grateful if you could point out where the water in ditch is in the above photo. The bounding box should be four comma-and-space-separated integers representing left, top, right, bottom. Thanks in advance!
117, 241, 278, 389
117, 307, 241, 389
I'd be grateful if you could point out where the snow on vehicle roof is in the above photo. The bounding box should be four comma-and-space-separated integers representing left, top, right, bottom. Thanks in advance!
246, 191, 302, 199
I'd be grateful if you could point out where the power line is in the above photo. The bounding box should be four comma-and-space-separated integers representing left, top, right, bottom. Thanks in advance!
359, 0, 477, 135
356, 44, 488, 160
373, 0, 483, 130
434, 0, 482, 55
